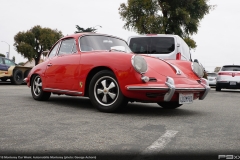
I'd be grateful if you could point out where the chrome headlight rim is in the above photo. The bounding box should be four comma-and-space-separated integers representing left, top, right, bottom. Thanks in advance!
191, 62, 204, 78
131, 55, 148, 74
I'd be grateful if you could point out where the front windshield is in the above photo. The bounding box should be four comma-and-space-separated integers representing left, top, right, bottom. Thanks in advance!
79, 35, 132, 53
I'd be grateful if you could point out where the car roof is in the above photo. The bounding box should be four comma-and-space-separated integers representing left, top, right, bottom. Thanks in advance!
222, 65, 240, 67
63, 32, 125, 41
128, 34, 180, 39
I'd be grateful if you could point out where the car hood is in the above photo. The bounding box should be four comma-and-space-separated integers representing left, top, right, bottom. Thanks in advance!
143, 55, 188, 78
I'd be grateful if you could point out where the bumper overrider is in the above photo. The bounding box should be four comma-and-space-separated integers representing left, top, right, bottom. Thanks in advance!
126, 77, 210, 101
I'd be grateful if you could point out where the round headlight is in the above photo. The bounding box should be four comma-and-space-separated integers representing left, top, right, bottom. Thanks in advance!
191, 62, 204, 78
131, 55, 148, 74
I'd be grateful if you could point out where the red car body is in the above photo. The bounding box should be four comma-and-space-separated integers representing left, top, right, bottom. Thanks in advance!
25, 33, 210, 112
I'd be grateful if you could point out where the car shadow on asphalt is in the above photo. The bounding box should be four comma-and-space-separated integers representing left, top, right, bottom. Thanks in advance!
215, 89, 240, 93
42, 96, 206, 117
0, 81, 27, 85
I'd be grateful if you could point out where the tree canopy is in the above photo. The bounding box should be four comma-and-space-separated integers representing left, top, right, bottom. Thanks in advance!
75, 25, 101, 33
0, 53, 5, 57
14, 25, 63, 65
119, 0, 215, 49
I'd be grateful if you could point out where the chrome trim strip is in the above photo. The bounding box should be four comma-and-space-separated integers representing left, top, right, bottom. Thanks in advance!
199, 78, 210, 100
164, 77, 175, 101
158, 58, 181, 75
127, 87, 205, 92
175, 88, 205, 92
127, 86, 169, 91
44, 88, 83, 95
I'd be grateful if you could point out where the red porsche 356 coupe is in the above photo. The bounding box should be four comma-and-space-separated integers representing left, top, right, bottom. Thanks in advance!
24, 33, 210, 112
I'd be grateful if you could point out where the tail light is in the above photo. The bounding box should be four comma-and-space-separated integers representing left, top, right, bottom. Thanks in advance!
218, 72, 234, 76
176, 52, 181, 60
218, 72, 224, 75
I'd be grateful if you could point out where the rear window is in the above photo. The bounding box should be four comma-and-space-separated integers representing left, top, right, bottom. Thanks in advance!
207, 73, 217, 77
129, 37, 175, 54
221, 66, 240, 71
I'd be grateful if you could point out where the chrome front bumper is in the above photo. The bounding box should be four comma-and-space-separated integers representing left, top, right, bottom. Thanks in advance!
126, 77, 210, 101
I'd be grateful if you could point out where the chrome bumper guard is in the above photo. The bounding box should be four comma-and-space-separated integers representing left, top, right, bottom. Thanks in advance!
126, 77, 210, 101
164, 77, 176, 101
198, 78, 210, 100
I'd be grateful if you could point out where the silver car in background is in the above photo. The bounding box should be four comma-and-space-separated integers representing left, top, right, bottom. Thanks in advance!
207, 72, 217, 86
216, 65, 240, 91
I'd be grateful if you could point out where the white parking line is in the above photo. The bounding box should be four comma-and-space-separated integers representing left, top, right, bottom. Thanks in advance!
142, 130, 178, 154
133, 130, 178, 160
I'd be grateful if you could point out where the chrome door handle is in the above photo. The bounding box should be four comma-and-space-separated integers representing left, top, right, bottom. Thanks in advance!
47, 63, 52, 66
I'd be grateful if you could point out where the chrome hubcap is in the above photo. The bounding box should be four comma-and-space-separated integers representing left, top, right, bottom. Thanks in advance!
33, 76, 42, 96
94, 76, 119, 106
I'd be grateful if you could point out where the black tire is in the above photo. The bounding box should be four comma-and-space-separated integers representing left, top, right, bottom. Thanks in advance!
11, 69, 23, 85
31, 75, 51, 101
0, 78, 8, 82
89, 70, 128, 113
24, 69, 30, 78
157, 102, 182, 109
216, 84, 221, 91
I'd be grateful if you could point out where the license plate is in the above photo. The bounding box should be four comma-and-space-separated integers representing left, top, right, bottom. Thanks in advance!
230, 81, 237, 85
179, 93, 193, 104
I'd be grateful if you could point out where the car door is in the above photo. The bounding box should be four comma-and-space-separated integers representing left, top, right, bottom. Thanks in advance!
0, 57, 7, 76
44, 38, 81, 91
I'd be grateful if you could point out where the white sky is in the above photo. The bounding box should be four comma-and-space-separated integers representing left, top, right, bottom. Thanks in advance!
0, 0, 239, 72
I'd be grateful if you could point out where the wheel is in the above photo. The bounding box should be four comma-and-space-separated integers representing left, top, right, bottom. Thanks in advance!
157, 102, 182, 109
11, 69, 23, 85
24, 69, 30, 78
89, 70, 128, 112
0, 78, 8, 82
31, 75, 51, 101
216, 84, 221, 91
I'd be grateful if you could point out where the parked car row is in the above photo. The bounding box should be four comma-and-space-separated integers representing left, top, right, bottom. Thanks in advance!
24, 32, 210, 113
206, 65, 240, 91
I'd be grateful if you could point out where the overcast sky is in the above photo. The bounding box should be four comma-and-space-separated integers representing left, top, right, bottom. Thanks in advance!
0, 0, 239, 72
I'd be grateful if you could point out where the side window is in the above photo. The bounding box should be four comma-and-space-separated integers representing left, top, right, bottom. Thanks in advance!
0, 58, 3, 64
4, 58, 15, 66
48, 42, 60, 58
58, 39, 76, 55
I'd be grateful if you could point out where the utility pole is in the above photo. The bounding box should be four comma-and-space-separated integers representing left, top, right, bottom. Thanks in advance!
1, 41, 10, 59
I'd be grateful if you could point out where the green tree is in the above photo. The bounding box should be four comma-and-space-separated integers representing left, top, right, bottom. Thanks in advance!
14, 25, 63, 65
75, 25, 101, 33
119, 0, 215, 49
0, 53, 5, 57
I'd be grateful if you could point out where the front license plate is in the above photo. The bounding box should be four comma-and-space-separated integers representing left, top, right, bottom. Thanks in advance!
230, 81, 237, 85
179, 93, 193, 104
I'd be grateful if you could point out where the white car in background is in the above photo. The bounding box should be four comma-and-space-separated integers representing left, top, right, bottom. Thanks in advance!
216, 65, 240, 91
207, 72, 217, 86
127, 34, 192, 61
